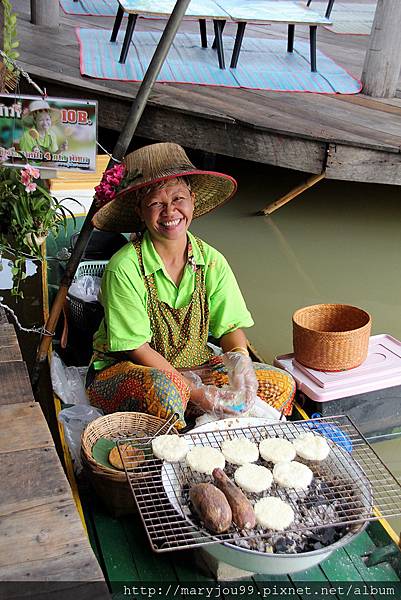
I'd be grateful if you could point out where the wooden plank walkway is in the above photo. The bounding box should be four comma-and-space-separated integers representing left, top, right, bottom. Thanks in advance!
0, 313, 110, 598
12, 0, 401, 185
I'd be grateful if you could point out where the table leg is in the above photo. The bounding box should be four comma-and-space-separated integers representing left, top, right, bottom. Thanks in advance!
110, 5, 124, 43
213, 20, 225, 69
325, 0, 335, 18
230, 22, 246, 69
309, 25, 317, 72
119, 14, 138, 64
212, 19, 226, 49
199, 19, 207, 48
287, 24, 295, 52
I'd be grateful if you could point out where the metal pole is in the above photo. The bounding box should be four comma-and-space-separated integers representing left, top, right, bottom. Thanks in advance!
31, 0, 191, 389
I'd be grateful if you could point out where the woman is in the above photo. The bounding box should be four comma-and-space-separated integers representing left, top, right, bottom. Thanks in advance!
86, 143, 295, 428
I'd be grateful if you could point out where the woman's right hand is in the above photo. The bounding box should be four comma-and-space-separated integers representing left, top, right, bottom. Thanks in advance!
183, 372, 238, 416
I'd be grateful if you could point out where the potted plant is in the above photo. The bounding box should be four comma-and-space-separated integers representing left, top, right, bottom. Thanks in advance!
0, 163, 77, 297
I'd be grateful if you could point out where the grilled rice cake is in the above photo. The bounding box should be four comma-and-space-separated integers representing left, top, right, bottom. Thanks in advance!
108, 443, 145, 470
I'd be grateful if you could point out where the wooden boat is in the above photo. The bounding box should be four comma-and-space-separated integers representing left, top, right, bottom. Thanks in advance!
45, 162, 401, 591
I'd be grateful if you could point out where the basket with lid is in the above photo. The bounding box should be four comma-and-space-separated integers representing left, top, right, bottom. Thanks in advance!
292, 304, 371, 371
81, 411, 178, 517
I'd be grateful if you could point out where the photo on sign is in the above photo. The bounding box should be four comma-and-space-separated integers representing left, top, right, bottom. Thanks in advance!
0, 94, 97, 172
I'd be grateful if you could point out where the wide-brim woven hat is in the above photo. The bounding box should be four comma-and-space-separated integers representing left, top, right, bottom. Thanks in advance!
22, 99, 61, 127
92, 142, 237, 232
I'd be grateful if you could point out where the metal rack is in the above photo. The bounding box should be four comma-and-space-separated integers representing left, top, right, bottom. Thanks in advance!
117, 416, 401, 553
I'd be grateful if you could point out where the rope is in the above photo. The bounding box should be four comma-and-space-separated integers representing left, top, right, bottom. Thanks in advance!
0, 49, 46, 97
0, 297, 53, 336
96, 140, 122, 163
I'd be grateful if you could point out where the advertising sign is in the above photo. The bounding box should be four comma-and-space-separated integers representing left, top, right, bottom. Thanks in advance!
0, 94, 97, 172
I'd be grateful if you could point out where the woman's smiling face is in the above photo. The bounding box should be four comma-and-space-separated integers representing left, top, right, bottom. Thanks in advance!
138, 178, 194, 242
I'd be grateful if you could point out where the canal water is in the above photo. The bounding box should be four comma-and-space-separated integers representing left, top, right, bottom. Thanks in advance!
1, 150, 400, 533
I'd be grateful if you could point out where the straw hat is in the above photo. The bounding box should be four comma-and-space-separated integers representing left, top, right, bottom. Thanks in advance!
22, 99, 61, 126
92, 143, 237, 233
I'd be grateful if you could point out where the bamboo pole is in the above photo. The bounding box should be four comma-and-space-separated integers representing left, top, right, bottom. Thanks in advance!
260, 172, 325, 215
31, 0, 191, 390
30, 0, 59, 27
361, 0, 401, 98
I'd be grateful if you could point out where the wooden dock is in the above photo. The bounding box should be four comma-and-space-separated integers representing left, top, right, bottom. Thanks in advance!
0, 310, 109, 598
12, 0, 401, 185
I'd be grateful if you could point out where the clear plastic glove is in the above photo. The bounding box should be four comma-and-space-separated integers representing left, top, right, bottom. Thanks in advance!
184, 370, 238, 416
221, 352, 259, 413
183, 352, 259, 416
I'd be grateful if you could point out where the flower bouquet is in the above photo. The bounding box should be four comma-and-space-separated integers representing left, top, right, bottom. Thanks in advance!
0, 164, 78, 297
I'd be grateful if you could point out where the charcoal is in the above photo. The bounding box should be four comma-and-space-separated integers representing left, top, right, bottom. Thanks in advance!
180, 444, 365, 557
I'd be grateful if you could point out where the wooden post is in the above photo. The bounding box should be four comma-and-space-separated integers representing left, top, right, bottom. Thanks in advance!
30, 0, 59, 27
361, 0, 401, 98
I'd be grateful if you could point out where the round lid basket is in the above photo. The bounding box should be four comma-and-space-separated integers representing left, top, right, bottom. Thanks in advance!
81, 412, 178, 515
292, 304, 371, 371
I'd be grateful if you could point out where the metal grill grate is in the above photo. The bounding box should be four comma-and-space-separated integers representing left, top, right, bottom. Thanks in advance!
116, 415, 401, 553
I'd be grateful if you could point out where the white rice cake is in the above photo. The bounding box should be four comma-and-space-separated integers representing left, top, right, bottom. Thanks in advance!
151, 434, 189, 462
186, 446, 225, 474
234, 463, 273, 493
254, 497, 294, 531
293, 432, 330, 461
221, 437, 259, 465
273, 461, 313, 490
259, 437, 296, 464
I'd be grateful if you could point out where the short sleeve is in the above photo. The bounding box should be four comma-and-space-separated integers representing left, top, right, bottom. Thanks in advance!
101, 258, 152, 352
206, 251, 254, 339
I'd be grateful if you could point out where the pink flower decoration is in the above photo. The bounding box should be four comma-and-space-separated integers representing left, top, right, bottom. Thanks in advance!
25, 164, 40, 179
20, 169, 31, 186
94, 164, 127, 207
25, 182, 37, 193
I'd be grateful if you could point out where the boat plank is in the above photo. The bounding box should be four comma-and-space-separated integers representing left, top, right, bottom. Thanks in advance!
121, 513, 180, 582
88, 504, 141, 583
343, 530, 400, 582
0, 325, 22, 362
290, 564, 330, 582
318, 547, 362, 580
0, 362, 34, 405
0, 402, 53, 453
0, 446, 72, 515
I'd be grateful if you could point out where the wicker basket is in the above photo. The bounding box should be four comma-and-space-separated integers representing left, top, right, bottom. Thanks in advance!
292, 304, 371, 371
81, 412, 178, 516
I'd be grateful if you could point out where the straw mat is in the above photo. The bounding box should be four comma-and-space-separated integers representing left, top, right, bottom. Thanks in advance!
77, 28, 361, 94
60, 0, 122, 16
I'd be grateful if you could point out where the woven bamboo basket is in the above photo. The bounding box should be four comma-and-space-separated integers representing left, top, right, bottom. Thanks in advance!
292, 304, 371, 371
81, 412, 178, 516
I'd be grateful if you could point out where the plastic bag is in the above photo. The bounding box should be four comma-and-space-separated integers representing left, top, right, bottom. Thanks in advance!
50, 351, 89, 405
58, 405, 103, 474
69, 275, 102, 302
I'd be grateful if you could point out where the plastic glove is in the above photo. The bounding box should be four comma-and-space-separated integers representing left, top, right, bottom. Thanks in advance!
221, 352, 259, 412
183, 370, 239, 416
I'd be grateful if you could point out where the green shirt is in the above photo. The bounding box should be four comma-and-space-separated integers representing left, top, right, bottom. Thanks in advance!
20, 128, 58, 154
92, 230, 254, 370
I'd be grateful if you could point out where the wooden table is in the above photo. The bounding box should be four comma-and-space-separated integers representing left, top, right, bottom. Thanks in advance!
111, 0, 333, 71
